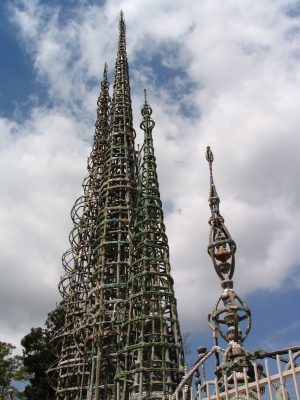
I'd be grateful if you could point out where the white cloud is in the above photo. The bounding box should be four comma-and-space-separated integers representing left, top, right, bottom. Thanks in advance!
2, 0, 300, 348
0, 107, 89, 349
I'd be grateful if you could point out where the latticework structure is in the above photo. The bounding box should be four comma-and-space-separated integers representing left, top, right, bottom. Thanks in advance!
116, 92, 185, 399
82, 12, 138, 399
48, 12, 185, 400
48, 10, 300, 400
172, 148, 300, 400
48, 64, 111, 399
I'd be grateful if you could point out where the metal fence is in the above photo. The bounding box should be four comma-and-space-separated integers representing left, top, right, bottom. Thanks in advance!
171, 350, 300, 400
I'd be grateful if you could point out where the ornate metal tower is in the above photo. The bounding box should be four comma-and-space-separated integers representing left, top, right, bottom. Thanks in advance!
48, 64, 111, 399
172, 147, 300, 400
83, 11, 138, 400
116, 91, 185, 399
49, 12, 185, 400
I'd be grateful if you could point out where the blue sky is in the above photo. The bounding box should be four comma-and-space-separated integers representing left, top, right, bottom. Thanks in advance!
0, 2, 35, 116
0, 0, 300, 365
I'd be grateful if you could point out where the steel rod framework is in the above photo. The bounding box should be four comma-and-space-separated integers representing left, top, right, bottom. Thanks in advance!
46, 12, 299, 400
171, 148, 300, 400
48, 12, 185, 400
48, 64, 111, 399
84, 11, 138, 399
116, 91, 185, 399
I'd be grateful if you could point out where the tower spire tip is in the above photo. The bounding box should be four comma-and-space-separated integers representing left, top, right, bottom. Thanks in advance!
206, 146, 214, 164
103, 62, 108, 78
206, 146, 215, 188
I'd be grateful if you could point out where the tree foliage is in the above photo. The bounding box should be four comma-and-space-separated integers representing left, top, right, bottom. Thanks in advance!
21, 307, 64, 400
0, 341, 24, 400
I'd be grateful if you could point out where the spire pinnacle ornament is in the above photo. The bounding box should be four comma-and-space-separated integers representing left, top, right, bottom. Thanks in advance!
206, 146, 251, 351
206, 146, 236, 282
104, 61, 108, 78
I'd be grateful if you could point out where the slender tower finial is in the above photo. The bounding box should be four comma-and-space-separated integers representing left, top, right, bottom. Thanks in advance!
103, 62, 108, 79
206, 145, 214, 163
94, 63, 110, 145
206, 146, 221, 219
206, 147, 234, 282
119, 10, 125, 41
206, 146, 214, 183
206, 145, 251, 345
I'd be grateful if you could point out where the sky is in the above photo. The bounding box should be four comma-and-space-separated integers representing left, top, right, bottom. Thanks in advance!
0, 0, 300, 362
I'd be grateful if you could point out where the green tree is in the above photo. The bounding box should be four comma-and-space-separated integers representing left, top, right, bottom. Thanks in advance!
0, 341, 24, 400
21, 307, 64, 400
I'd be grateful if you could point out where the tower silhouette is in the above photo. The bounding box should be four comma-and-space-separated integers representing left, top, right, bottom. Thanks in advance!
49, 12, 184, 400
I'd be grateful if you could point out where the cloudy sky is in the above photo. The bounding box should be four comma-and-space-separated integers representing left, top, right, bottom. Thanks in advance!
1, 0, 300, 359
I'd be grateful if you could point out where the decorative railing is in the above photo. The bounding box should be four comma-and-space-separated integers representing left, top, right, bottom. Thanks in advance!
171, 349, 300, 400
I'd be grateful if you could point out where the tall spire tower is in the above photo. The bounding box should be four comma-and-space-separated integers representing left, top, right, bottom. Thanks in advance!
83, 11, 137, 399
48, 65, 111, 399
116, 92, 185, 399
49, 13, 186, 400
